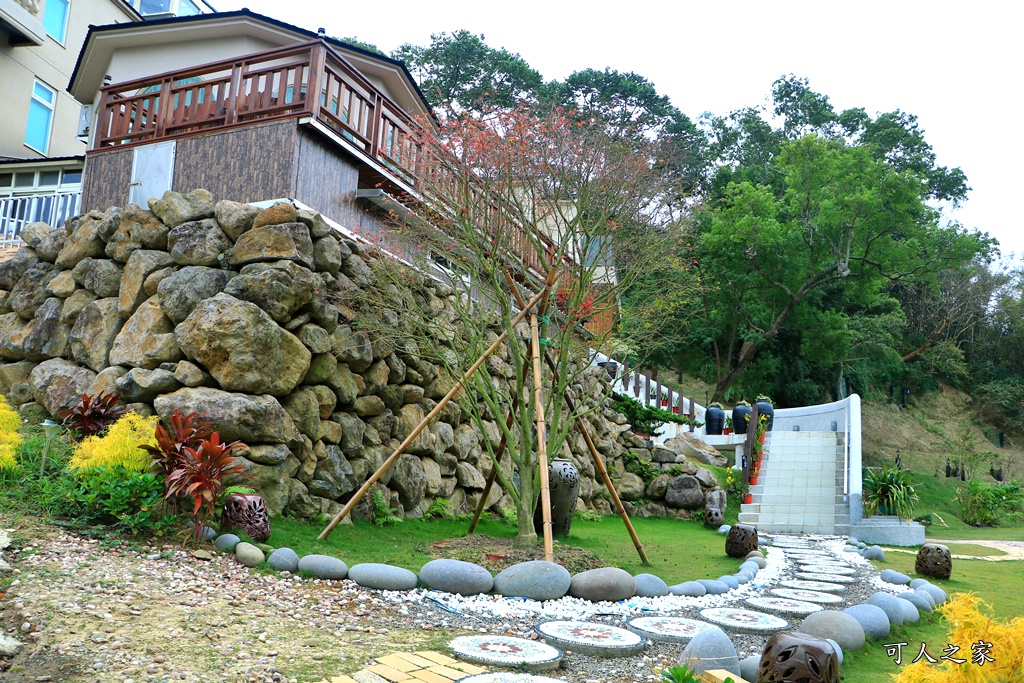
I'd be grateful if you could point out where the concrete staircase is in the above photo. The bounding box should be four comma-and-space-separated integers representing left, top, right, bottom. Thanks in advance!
737, 430, 850, 535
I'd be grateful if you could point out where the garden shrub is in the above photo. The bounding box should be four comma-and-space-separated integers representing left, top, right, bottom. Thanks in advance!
956, 479, 1024, 527
0, 395, 21, 469
68, 412, 159, 471
57, 390, 127, 438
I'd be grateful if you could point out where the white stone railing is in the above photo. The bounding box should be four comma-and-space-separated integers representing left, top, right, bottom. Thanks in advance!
0, 192, 81, 249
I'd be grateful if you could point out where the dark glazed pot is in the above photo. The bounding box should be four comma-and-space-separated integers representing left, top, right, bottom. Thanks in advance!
732, 403, 752, 435
755, 398, 775, 430
705, 404, 726, 435
534, 457, 580, 538
757, 631, 841, 683
222, 493, 271, 542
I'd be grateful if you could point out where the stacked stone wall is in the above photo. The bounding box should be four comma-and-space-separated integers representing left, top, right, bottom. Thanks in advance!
0, 190, 723, 522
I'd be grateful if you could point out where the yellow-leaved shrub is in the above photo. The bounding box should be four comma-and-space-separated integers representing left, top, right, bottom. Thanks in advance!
892, 593, 1024, 683
69, 412, 160, 472
0, 395, 21, 469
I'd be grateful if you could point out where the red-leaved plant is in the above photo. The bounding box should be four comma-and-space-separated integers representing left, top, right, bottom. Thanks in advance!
164, 432, 248, 544
141, 410, 213, 479
57, 391, 127, 438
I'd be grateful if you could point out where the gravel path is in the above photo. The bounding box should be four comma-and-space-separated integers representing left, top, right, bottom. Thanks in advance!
0, 527, 903, 683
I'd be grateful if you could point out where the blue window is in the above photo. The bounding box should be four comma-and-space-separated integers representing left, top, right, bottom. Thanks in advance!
42, 0, 70, 44
25, 80, 56, 154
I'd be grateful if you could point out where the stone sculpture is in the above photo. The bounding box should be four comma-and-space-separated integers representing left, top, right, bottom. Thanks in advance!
704, 507, 724, 528
915, 543, 952, 579
725, 523, 759, 558
756, 631, 840, 683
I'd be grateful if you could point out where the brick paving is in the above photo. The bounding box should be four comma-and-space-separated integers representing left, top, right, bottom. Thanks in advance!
317, 651, 487, 683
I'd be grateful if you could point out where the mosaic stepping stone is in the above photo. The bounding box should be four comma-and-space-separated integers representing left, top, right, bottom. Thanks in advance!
781, 579, 847, 592
450, 635, 562, 671
625, 616, 714, 644
455, 675, 569, 683
698, 607, 790, 634
791, 556, 840, 564
800, 565, 856, 575
535, 621, 645, 657
795, 572, 857, 583
771, 588, 845, 604
745, 596, 825, 616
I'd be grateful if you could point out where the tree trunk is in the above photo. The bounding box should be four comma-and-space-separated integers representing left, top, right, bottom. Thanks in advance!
514, 456, 539, 548
712, 339, 762, 402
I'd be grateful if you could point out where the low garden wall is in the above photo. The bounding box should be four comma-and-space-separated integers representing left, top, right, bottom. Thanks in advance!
0, 189, 723, 522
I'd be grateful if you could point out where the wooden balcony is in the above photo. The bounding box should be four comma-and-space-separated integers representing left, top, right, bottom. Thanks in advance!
93, 40, 425, 193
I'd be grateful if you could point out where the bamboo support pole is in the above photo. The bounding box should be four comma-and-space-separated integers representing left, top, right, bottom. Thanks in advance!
317, 285, 552, 540
502, 272, 649, 565
530, 307, 555, 562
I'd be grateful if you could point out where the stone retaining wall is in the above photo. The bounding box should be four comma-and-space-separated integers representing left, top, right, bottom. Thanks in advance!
0, 189, 723, 522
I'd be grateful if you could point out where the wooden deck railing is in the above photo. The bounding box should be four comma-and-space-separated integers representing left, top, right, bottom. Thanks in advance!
94, 40, 425, 190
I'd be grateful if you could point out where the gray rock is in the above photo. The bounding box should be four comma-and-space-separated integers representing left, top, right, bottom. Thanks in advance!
898, 597, 920, 623
717, 524, 731, 534
678, 626, 740, 676
909, 578, 930, 589
914, 588, 936, 609
739, 654, 760, 682
215, 200, 259, 241
494, 561, 571, 601
669, 581, 707, 597
157, 266, 232, 324
116, 368, 180, 402
733, 572, 750, 585
267, 548, 300, 572
843, 545, 859, 552
69, 297, 121, 371
10, 261, 61, 319
71, 258, 122, 297
824, 638, 844, 665
348, 563, 419, 592
917, 583, 947, 605
391, 453, 427, 509
800, 610, 866, 651
154, 387, 300, 445
297, 554, 348, 580
843, 604, 890, 639
105, 205, 169, 263
228, 222, 314, 270
149, 189, 214, 228
224, 260, 318, 324
716, 575, 740, 589
745, 554, 767, 568
419, 559, 493, 596
0, 633, 23, 657
235, 542, 265, 567
863, 545, 885, 561
312, 444, 357, 499
0, 247, 39, 290
664, 474, 704, 509
695, 579, 730, 594
880, 569, 911, 585
633, 573, 669, 597
214, 534, 241, 552
28, 358, 97, 416
738, 561, 759, 574
897, 591, 933, 613
568, 567, 637, 602
331, 325, 373, 372
167, 218, 233, 266
869, 592, 906, 626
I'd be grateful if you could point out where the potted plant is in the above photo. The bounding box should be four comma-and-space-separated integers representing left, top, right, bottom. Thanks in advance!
863, 467, 920, 523
724, 417, 734, 435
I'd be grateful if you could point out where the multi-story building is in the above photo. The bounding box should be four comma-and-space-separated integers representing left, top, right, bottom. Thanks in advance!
0, 0, 213, 252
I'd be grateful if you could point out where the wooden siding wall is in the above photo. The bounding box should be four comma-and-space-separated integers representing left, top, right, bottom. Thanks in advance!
174, 120, 298, 203
81, 148, 134, 212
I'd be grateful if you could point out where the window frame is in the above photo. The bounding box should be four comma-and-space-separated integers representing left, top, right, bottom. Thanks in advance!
42, 0, 70, 45
25, 79, 57, 155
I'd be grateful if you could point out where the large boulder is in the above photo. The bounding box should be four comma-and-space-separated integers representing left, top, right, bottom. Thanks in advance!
348, 563, 418, 591
35, 226, 69, 263
800, 610, 866, 652
10, 261, 61, 320
214, 200, 259, 241
281, 387, 321, 440
118, 249, 175, 318
175, 293, 310, 396
310, 444, 357, 500
55, 213, 106, 269
29, 358, 97, 415
167, 219, 233, 266
390, 453, 426, 510
494, 561, 571, 601
156, 266, 232, 324
69, 298, 122, 372
419, 559, 493, 596
71, 258, 123, 298
663, 433, 728, 467
664, 474, 704, 509
149, 189, 214, 228
568, 567, 636, 602
223, 260, 318, 323
154, 387, 301, 445
227, 222, 314, 270
109, 297, 182, 368
104, 204, 170, 262
6, 298, 69, 360
615, 472, 646, 501
116, 368, 180, 403
0, 247, 40, 290
330, 325, 373, 372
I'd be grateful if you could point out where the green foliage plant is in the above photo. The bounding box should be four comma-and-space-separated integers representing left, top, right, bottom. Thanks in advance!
68, 412, 159, 471
424, 497, 455, 520
0, 395, 22, 469
660, 664, 703, 683
862, 466, 919, 522
623, 450, 660, 484
57, 391, 127, 439
956, 480, 1023, 527
371, 488, 402, 527
164, 432, 248, 543
612, 392, 691, 436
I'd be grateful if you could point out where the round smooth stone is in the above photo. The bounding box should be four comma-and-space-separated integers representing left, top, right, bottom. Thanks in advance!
758, 537, 769, 546
914, 588, 937, 609
717, 575, 740, 589
626, 616, 713, 644
898, 598, 920, 623
744, 596, 823, 616
843, 545, 859, 552
880, 569, 911, 585
234, 542, 264, 568
568, 567, 636, 602
696, 579, 731, 594
733, 573, 750, 585
297, 554, 348, 580
267, 547, 299, 572
780, 579, 846, 593
449, 635, 562, 671
897, 591, 933, 613
802, 565, 856, 575
536, 621, 645, 657
738, 561, 760, 574
799, 610, 866, 652
669, 581, 707, 597
739, 654, 760, 682
909, 578, 930, 589
633, 573, 669, 597
843, 604, 890, 639
745, 554, 767, 568
420, 559, 493, 596
917, 583, 947, 605
678, 626, 739, 674
848, 536, 859, 545
698, 607, 790, 634
795, 573, 857, 583
868, 592, 905, 626
718, 524, 732, 535
454, 674, 569, 683
770, 588, 844, 605
493, 561, 571, 601
348, 563, 419, 591
862, 546, 885, 561
214, 534, 241, 552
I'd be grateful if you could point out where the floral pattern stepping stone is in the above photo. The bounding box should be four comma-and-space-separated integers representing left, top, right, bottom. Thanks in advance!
450, 636, 562, 671
771, 588, 845, 604
698, 607, 790, 634
625, 616, 714, 644
796, 572, 857, 583
780, 579, 846, 592
535, 621, 645, 657
455, 675, 569, 683
745, 596, 824, 616
800, 565, 856, 575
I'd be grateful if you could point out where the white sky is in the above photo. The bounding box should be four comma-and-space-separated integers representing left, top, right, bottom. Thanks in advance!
217, 0, 1023, 259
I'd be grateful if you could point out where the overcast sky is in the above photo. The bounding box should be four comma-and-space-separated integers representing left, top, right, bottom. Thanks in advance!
218, 0, 1022, 260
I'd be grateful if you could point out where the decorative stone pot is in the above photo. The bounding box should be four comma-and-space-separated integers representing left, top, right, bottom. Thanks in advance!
916, 543, 952, 579
222, 493, 271, 542
725, 523, 759, 558
534, 458, 580, 538
732, 403, 752, 435
704, 507, 724, 528
757, 631, 840, 683
705, 404, 726, 435
755, 397, 775, 431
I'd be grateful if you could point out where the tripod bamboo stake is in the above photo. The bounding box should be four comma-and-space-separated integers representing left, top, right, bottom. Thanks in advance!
317, 284, 553, 540
503, 271, 650, 565
530, 306, 555, 563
